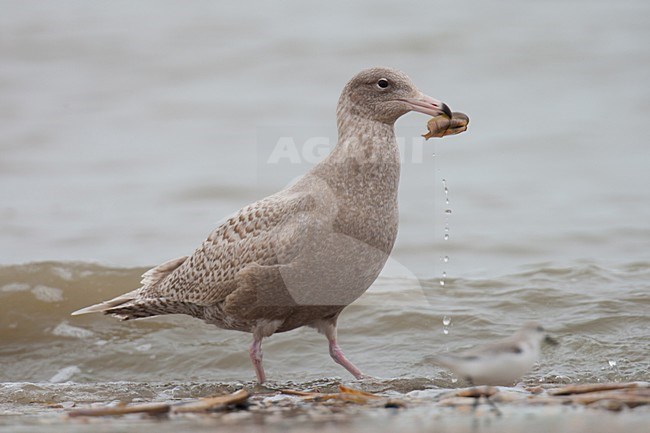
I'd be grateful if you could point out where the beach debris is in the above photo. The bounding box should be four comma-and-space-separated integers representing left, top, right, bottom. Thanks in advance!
45, 401, 76, 409
542, 383, 650, 411
384, 399, 407, 409
438, 396, 478, 407
67, 401, 171, 417
440, 386, 502, 416
547, 382, 646, 396
278, 384, 408, 408
438, 382, 650, 412
338, 384, 382, 400
280, 384, 382, 404
563, 389, 650, 409
452, 386, 498, 398
423, 112, 469, 139
63, 381, 650, 419
172, 389, 249, 413
67, 389, 249, 417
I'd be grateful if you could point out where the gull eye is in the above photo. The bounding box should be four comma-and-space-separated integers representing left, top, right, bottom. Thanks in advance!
377, 78, 389, 89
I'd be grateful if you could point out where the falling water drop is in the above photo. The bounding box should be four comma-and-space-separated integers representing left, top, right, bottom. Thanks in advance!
443, 328, 449, 335
442, 179, 449, 203
442, 316, 451, 326
438, 178, 452, 291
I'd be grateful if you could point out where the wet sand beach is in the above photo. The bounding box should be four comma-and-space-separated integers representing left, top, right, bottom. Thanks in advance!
2, 379, 649, 433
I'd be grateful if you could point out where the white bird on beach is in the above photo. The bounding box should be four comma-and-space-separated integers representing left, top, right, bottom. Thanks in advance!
72, 67, 467, 383
432, 322, 557, 386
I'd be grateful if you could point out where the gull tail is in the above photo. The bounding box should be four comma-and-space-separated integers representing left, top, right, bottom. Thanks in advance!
71, 255, 188, 317
71, 290, 138, 316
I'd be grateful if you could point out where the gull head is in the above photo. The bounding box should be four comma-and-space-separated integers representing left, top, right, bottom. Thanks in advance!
338, 67, 452, 125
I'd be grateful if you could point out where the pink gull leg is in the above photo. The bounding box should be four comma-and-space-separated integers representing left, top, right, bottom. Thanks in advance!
249, 337, 266, 383
329, 339, 364, 379
318, 321, 365, 379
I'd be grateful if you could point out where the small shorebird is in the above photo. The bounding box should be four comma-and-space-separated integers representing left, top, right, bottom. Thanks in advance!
432, 322, 557, 386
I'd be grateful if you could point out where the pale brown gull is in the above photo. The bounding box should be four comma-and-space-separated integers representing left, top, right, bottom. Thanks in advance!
72, 67, 455, 383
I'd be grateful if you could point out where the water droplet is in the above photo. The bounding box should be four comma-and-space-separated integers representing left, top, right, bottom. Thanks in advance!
444, 234, 449, 241
608, 359, 617, 368
443, 328, 449, 335
442, 255, 449, 263
445, 198, 450, 205
442, 316, 451, 326
439, 279, 445, 286
445, 209, 452, 214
